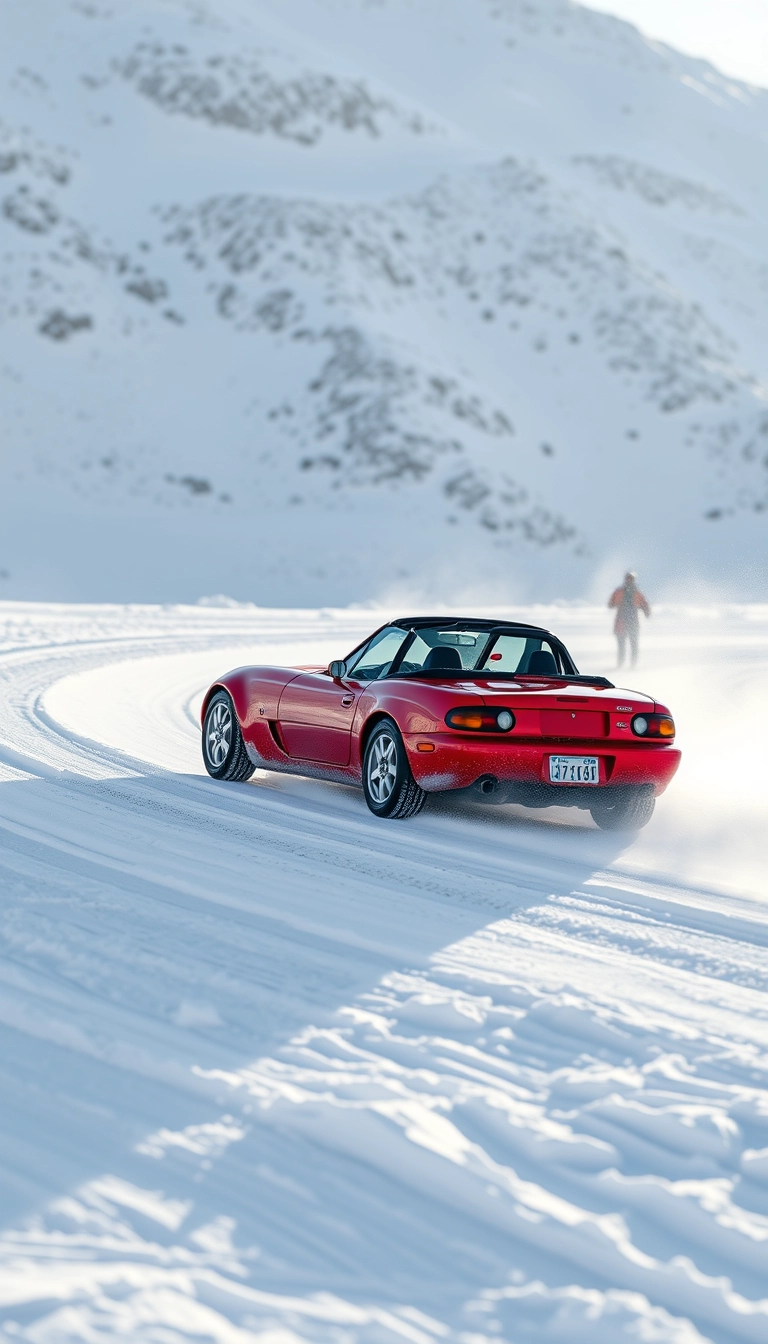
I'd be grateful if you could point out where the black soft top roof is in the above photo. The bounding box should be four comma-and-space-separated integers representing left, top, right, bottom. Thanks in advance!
356, 618, 613, 687
393, 617, 553, 637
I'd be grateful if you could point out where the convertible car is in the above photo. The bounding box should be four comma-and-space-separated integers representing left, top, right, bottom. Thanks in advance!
201, 617, 680, 830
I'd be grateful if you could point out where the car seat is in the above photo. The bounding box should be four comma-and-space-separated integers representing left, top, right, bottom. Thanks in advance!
423, 646, 463, 670
526, 649, 558, 675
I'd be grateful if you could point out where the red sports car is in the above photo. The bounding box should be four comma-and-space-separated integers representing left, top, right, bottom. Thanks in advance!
201, 617, 680, 830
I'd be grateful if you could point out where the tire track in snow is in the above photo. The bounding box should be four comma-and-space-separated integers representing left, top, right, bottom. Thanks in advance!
0, 603, 767, 1344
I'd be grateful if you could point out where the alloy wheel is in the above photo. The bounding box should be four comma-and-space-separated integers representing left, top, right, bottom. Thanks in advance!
367, 731, 398, 804
206, 700, 232, 768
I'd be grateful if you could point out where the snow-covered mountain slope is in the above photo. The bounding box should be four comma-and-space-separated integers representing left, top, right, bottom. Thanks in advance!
1, 0, 767, 602
0, 599, 767, 1343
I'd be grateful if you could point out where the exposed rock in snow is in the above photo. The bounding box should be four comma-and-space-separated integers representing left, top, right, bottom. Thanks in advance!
0, 0, 766, 601
573, 154, 745, 219
116, 40, 435, 143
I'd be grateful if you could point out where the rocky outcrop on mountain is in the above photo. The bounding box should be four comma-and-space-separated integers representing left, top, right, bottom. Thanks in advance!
1, 0, 767, 600
161, 160, 759, 487
574, 155, 744, 216
116, 42, 433, 144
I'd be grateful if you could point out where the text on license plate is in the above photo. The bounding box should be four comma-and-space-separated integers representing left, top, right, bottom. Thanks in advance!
549, 755, 599, 785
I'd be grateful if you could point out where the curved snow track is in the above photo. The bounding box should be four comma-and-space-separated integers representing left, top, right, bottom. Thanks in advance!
0, 602, 767, 1344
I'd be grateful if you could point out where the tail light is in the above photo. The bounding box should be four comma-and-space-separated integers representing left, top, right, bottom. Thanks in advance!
445, 707, 515, 732
632, 713, 675, 739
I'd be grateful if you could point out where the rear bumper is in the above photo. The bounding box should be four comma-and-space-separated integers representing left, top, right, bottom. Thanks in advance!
404, 733, 681, 796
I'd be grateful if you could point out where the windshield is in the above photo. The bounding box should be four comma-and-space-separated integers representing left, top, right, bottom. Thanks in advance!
343, 624, 573, 681
391, 627, 566, 677
397, 628, 490, 675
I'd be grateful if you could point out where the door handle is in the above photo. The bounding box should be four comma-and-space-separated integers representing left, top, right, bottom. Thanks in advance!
341, 694, 355, 707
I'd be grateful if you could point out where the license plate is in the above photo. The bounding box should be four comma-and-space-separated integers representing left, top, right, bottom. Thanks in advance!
549, 755, 599, 785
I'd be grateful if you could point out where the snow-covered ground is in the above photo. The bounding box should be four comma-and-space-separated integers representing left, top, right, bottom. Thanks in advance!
1, 599, 767, 1344
2, 0, 768, 603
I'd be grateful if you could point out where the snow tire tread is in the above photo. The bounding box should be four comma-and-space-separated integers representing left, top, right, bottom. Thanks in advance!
203, 690, 256, 783
590, 785, 655, 831
388, 775, 428, 819
221, 722, 255, 782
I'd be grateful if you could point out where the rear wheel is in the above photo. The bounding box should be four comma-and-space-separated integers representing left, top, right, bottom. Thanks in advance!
202, 690, 255, 782
362, 718, 427, 819
590, 785, 655, 831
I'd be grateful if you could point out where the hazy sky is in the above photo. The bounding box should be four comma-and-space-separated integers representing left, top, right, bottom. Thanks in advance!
581, 0, 768, 88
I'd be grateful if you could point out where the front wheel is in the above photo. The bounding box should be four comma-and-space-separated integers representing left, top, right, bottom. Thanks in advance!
202, 690, 255, 782
362, 719, 427, 819
590, 785, 655, 831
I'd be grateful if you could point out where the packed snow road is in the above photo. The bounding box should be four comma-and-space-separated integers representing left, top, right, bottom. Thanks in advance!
0, 601, 767, 1344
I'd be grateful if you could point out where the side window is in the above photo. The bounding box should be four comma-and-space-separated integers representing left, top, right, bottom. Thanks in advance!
346, 627, 406, 681
398, 632, 430, 672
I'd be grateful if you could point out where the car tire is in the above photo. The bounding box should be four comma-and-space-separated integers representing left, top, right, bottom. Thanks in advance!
362, 718, 427, 819
590, 785, 655, 831
202, 690, 255, 782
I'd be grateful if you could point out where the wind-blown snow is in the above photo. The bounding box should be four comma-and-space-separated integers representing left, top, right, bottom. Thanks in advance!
0, 599, 767, 1343
1, 0, 767, 602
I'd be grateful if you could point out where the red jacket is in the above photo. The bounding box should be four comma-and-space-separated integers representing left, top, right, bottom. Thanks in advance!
609, 585, 650, 635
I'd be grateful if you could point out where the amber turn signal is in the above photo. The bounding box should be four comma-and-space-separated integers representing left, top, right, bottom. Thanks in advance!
445, 707, 516, 732
416, 742, 435, 752
446, 710, 485, 729
631, 713, 675, 739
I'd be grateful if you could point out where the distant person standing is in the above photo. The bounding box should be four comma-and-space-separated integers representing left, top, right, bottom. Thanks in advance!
608, 571, 650, 668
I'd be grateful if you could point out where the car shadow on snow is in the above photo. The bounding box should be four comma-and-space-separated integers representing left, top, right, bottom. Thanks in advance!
0, 764, 644, 1338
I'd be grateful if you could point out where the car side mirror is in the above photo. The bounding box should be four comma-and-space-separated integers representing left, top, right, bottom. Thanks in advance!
329, 660, 347, 679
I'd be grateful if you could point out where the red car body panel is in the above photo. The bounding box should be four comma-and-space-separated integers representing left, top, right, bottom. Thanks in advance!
202, 619, 681, 803
278, 672, 360, 765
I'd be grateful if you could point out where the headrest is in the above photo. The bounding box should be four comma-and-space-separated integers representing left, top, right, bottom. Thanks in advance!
423, 645, 462, 670
526, 649, 558, 676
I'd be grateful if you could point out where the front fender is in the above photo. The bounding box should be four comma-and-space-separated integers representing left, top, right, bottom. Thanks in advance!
201, 666, 299, 730
201, 669, 253, 728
